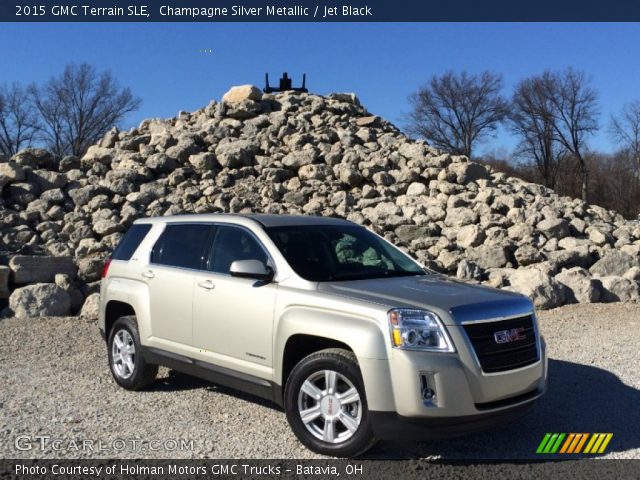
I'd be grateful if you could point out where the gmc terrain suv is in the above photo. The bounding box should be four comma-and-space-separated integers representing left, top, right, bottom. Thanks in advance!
99, 214, 547, 457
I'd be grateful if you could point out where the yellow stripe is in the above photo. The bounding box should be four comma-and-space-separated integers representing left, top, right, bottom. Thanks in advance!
583, 434, 599, 453
560, 433, 576, 454
567, 434, 582, 453
590, 434, 606, 454
575, 433, 589, 453
597, 434, 613, 454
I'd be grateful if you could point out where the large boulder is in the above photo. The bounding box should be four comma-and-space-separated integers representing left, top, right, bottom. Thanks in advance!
589, 251, 638, 277
214, 139, 256, 168
9, 255, 77, 284
9, 283, 71, 318
80, 293, 100, 319
468, 245, 511, 269
222, 85, 262, 104
598, 277, 640, 303
536, 218, 570, 239
507, 268, 566, 309
555, 267, 600, 303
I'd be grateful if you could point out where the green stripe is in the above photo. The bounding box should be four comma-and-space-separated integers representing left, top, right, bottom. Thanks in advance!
550, 433, 566, 453
543, 434, 559, 453
537, 433, 552, 453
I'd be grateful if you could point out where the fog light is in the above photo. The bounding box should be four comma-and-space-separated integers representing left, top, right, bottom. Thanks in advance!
419, 372, 438, 406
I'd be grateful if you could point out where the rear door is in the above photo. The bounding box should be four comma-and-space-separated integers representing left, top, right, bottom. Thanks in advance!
145, 223, 214, 349
192, 225, 277, 375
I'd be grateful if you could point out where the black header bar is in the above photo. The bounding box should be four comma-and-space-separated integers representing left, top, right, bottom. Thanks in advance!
3, 0, 640, 22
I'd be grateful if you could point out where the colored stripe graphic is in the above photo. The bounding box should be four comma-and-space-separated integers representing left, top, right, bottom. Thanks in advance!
574, 433, 589, 453
537, 433, 613, 454
597, 434, 613, 453
536, 433, 552, 453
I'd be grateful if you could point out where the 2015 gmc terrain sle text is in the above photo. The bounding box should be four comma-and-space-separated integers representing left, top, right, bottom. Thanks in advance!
98, 214, 547, 457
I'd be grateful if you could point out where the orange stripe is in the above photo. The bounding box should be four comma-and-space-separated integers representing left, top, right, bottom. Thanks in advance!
567, 434, 582, 453
560, 434, 576, 454
574, 433, 589, 453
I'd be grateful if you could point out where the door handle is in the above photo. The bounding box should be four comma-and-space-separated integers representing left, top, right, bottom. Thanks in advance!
141, 270, 155, 279
197, 280, 215, 290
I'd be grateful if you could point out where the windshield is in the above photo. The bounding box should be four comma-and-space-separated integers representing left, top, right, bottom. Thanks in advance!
265, 224, 426, 282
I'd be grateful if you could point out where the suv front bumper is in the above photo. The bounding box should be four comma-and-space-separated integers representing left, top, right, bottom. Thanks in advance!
359, 336, 547, 439
369, 397, 539, 440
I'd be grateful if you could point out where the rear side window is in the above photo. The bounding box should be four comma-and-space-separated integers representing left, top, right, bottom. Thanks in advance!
151, 224, 213, 270
112, 224, 152, 261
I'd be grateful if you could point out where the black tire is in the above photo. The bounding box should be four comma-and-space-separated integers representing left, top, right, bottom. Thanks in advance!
107, 315, 158, 390
284, 348, 376, 457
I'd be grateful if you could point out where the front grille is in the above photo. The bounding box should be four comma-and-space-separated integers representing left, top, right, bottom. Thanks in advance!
463, 315, 539, 373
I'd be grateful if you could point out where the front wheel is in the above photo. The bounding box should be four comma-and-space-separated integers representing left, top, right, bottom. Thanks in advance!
284, 348, 376, 457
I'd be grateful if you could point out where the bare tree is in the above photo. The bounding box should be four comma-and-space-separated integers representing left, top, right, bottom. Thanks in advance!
29, 63, 141, 157
0, 83, 40, 157
541, 68, 599, 202
509, 76, 566, 189
406, 71, 509, 159
610, 100, 640, 175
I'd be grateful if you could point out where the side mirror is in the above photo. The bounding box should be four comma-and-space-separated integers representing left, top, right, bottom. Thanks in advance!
229, 259, 273, 281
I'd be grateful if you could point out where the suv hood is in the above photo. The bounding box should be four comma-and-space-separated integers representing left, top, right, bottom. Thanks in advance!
317, 274, 534, 325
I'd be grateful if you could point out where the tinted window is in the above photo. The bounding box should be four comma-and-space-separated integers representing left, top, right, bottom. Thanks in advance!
207, 226, 268, 274
112, 224, 152, 261
151, 224, 213, 269
266, 225, 425, 282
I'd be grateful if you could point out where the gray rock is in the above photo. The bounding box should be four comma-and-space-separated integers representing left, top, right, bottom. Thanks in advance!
0, 161, 25, 183
536, 218, 570, 239
81, 146, 114, 167
448, 162, 489, 184
79, 293, 100, 319
9, 283, 71, 318
395, 225, 431, 244
514, 245, 545, 267
508, 268, 566, 309
590, 251, 637, 277
456, 259, 482, 281
215, 140, 256, 168
9, 255, 76, 284
77, 256, 106, 283
456, 225, 485, 248
281, 150, 317, 170
555, 267, 600, 303
298, 164, 332, 181
599, 276, 640, 303
188, 152, 219, 173
55, 273, 84, 312
0, 265, 10, 299
468, 245, 510, 269
406, 182, 427, 196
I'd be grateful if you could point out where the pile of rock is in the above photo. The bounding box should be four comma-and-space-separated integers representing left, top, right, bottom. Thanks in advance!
1, 84, 639, 317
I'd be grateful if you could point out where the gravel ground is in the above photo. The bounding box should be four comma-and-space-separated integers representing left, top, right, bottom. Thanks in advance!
1, 303, 639, 460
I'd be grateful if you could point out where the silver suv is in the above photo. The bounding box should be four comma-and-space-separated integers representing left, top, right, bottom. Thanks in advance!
99, 214, 547, 457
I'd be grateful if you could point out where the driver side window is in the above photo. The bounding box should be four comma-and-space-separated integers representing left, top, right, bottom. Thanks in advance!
207, 225, 269, 274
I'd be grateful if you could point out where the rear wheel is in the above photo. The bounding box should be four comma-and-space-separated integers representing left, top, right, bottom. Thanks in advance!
107, 315, 158, 390
284, 348, 376, 457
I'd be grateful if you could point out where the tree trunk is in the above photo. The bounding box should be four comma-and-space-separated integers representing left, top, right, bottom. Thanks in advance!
580, 162, 589, 202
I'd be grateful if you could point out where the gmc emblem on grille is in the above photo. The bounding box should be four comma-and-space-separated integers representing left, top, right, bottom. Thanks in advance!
493, 327, 526, 344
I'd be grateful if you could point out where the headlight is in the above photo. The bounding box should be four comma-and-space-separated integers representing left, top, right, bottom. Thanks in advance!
388, 309, 455, 352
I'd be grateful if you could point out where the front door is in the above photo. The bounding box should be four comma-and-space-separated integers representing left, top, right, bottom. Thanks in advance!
192, 225, 277, 376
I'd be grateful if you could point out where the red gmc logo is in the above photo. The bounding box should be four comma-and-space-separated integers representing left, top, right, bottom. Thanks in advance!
494, 327, 526, 344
